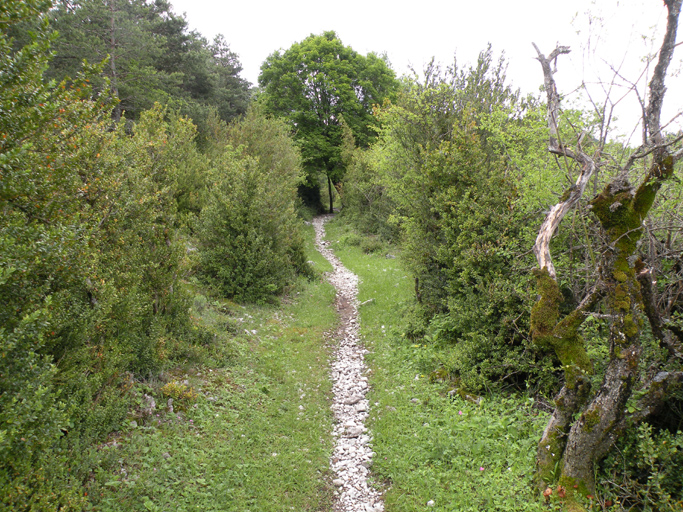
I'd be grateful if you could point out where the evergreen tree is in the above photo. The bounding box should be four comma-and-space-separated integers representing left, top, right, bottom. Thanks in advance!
47, 0, 251, 125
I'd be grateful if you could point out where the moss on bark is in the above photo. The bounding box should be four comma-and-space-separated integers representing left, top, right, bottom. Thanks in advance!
531, 268, 592, 387
533, 154, 676, 499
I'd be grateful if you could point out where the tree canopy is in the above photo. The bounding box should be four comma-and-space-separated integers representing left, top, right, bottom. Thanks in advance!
258, 30, 398, 212
41, 0, 251, 127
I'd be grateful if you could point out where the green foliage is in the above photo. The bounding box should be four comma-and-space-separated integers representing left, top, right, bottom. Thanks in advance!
599, 423, 683, 511
0, 3, 209, 503
339, 146, 399, 240
348, 52, 550, 392
0, 0, 51, 23
44, 0, 251, 126
86, 238, 337, 511
323, 217, 553, 511
1, 8, 109, 504
258, 31, 398, 211
197, 108, 310, 302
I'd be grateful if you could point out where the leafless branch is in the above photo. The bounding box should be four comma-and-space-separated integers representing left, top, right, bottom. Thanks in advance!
532, 43, 571, 153
603, 59, 650, 144
624, 133, 683, 170
646, 0, 682, 147
660, 110, 683, 133
673, 145, 683, 162
531, 43, 599, 278
636, 266, 683, 359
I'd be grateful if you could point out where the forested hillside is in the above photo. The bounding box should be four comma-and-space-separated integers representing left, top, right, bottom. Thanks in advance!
2, 0, 682, 511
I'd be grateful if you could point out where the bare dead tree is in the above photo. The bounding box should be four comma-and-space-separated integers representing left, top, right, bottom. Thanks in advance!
530, 0, 683, 505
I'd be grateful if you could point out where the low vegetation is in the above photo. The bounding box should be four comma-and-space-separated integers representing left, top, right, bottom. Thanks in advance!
85, 227, 338, 511
325, 219, 556, 511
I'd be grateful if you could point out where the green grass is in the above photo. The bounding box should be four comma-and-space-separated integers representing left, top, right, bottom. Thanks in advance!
83, 217, 556, 512
324, 217, 554, 512
86, 224, 337, 512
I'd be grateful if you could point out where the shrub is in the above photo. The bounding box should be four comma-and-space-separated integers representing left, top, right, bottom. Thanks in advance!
1, 6, 204, 500
197, 108, 310, 302
599, 423, 683, 510
349, 53, 559, 392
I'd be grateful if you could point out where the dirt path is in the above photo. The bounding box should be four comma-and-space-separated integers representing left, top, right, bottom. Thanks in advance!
312, 215, 383, 512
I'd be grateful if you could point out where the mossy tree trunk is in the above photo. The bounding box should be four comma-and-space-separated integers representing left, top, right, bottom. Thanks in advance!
530, 1, 682, 505
531, 269, 600, 488
532, 153, 680, 504
553, 157, 675, 494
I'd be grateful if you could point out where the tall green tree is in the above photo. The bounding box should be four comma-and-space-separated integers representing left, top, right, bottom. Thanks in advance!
258, 31, 398, 213
46, 0, 251, 124
48, 0, 169, 121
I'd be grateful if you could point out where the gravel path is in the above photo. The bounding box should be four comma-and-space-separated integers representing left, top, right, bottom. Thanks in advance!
312, 215, 384, 512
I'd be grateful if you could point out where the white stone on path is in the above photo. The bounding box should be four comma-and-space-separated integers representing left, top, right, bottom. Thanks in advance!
313, 215, 384, 512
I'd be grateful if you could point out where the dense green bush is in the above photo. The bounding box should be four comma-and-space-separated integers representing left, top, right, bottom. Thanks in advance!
340, 53, 559, 392
197, 108, 309, 302
0, 5, 208, 505
599, 423, 683, 510
1, 6, 102, 504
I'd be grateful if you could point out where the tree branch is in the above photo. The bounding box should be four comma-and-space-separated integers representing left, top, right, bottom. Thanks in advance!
621, 371, 683, 426
532, 43, 599, 278
636, 265, 683, 360
532, 43, 571, 153
645, 0, 682, 147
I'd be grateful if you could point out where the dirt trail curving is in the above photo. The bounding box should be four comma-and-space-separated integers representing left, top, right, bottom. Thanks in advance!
312, 215, 383, 512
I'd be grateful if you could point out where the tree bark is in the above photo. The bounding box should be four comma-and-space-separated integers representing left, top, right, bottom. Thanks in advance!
557, 155, 677, 493
531, 0, 682, 502
531, 271, 600, 489
531, 44, 598, 279
328, 174, 334, 214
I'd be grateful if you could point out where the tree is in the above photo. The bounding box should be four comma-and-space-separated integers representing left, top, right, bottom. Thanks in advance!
529, 0, 683, 504
46, 0, 251, 125
48, 0, 169, 121
258, 31, 398, 213
197, 107, 309, 302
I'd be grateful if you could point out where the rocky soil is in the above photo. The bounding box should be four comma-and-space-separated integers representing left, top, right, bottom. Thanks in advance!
313, 215, 384, 512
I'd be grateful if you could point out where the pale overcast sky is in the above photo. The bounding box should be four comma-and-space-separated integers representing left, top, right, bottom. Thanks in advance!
169, 0, 682, 139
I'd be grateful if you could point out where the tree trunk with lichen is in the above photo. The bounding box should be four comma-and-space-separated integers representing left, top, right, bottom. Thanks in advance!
559, 157, 675, 491
529, 3, 681, 504
532, 156, 676, 498
531, 270, 597, 489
